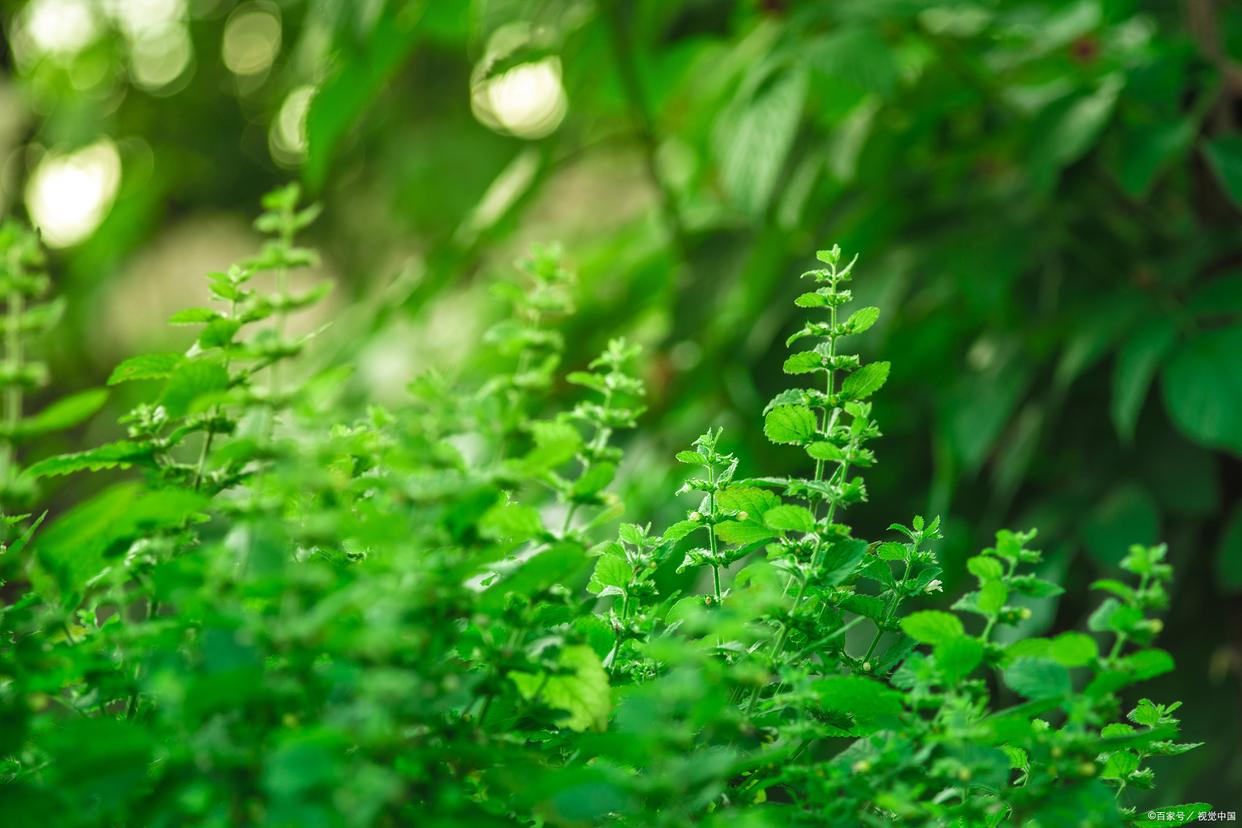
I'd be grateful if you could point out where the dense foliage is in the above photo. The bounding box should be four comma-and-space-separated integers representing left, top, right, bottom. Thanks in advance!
0, 196, 1210, 823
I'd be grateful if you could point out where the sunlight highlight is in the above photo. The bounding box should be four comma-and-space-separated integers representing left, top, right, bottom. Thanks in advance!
26, 141, 123, 248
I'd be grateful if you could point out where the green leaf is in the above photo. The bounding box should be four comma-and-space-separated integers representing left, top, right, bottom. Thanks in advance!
25, 440, 150, 478
716, 487, 781, 517
715, 520, 776, 545
840, 361, 890, 400
763, 406, 817, 444
820, 538, 868, 585
1082, 485, 1158, 566
876, 541, 906, 561
763, 504, 815, 533
845, 306, 880, 334
794, 291, 827, 308
662, 520, 698, 542
812, 675, 903, 733
571, 462, 616, 500
1204, 135, 1242, 209
1161, 325, 1242, 454
806, 441, 844, 462
1217, 505, 1242, 593
716, 67, 807, 215
935, 636, 983, 684
783, 351, 823, 375
13, 389, 107, 438
977, 579, 1008, 615
588, 553, 631, 596
1049, 632, 1098, 668
674, 450, 707, 466
161, 359, 230, 419
107, 352, 182, 385
305, 6, 420, 189
479, 501, 545, 543
510, 645, 610, 732
804, 26, 899, 96
34, 484, 208, 596
1112, 319, 1176, 442
168, 307, 220, 324
1004, 657, 1072, 699
967, 555, 1004, 581
900, 611, 964, 645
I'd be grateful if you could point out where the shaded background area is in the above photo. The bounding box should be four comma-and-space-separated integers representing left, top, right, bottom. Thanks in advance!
1, 0, 1239, 806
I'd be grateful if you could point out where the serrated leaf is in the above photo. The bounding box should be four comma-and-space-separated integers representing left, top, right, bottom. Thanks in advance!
662, 520, 698, 543
161, 359, 230, 419
840, 361, 890, 400
806, 441, 844, 462
25, 441, 150, 478
107, 353, 182, 385
588, 553, 631, 595
764, 405, 817, 444
935, 636, 983, 684
846, 306, 880, 334
763, 504, 815, 533
715, 520, 776, 545
675, 450, 707, 466
1004, 657, 1071, 699
1049, 632, 1098, 667
812, 675, 903, 733
794, 292, 827, 307
783, 351, 823, 375
510, 645, 610, 732
900, 611, 964, 645
13, 389, 107, 438
875, 541, 906, 561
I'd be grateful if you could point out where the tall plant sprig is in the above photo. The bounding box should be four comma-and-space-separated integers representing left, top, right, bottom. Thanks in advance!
0, 222, 106, 511
746, 246, 888, 684
27, 185, 327, 493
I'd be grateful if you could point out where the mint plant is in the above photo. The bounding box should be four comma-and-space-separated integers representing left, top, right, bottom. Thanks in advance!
0, 210, 1209, 827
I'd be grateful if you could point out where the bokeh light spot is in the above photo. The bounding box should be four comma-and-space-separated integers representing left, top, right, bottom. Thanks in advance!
26, 140, 123, 248
222, 4, 282, 76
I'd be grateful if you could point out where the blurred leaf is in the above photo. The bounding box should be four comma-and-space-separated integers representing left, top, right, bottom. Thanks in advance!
715, 66, 807, 215
1111, 319, 1176, 442
1217, 506, 1242, 594
1082, 485, 1158, 567
1004, 657, 1071, 699
13, 389, 107, 438
1204, 135, 1242, 209
510, 645, 610, 732
1161, 325, 1242, 454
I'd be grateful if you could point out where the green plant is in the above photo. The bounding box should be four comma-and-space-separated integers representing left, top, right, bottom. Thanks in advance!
0, 203, 1209, 826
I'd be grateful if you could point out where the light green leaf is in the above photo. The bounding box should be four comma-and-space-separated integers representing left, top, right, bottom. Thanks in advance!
840, 361, 890, 400
571, 462, 616, 500
967, 555, 1004, 581
25, 441, 150, 478
935, 636, 983, 684
510, 645, 610, 732
900, 610, 964, 645
13, 389, 107, 438
763, 504, 815, 533
107, 352, 182, 385
806, 441, 844, 462
812, 675, 903, 733
1004, 657, 1072, 699
977, 579, 1008, 615
763, 405, 817, 444
1049, 632, 1099, 667
588, 553, 631, 596
845, 306, 880, 334
783, 351, 823, 375
161, 359, 230, 419
479, 501, 544, 543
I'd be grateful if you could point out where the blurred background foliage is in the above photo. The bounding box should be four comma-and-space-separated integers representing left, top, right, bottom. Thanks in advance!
0, 0, 1240, 805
